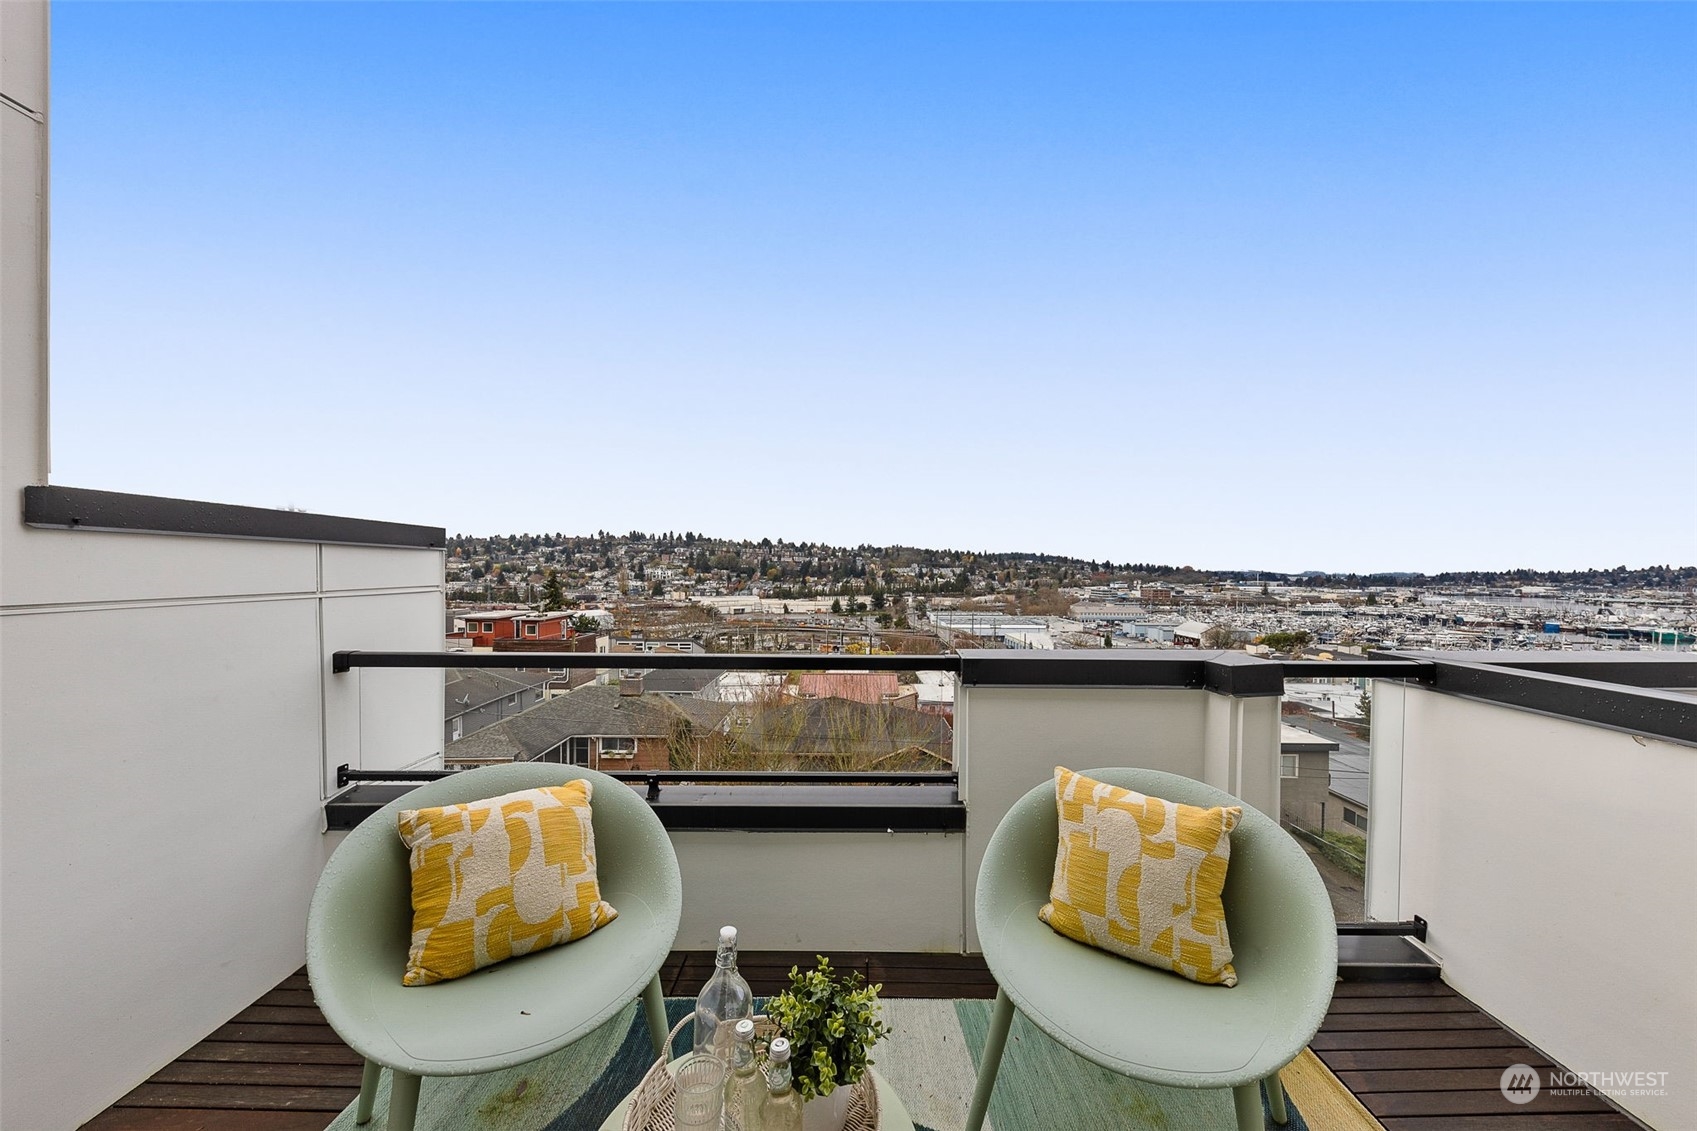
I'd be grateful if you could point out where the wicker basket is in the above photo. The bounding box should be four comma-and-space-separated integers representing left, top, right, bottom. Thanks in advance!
623, 1013, 880, 1131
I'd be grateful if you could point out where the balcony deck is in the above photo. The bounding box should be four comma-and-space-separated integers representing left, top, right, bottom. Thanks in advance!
81, 956, 1634, 1131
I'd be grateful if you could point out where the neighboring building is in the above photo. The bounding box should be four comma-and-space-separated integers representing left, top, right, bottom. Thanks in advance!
913, 670, 956, 721
1173, 620, 1213, 647
1070, 603, 1144, 625
1125, 617, 1182, 644
1326, 759, 1372, 836
796, 671, 913, 707
575, 608, 617, 631
443, 668, 552, 744
456, 611, 524, 648
609, 638, 701, 655
443, 683, 732, 772
930, 612, 1049, 647
1278, 724, 1340, 831
701, 671, 785, 703
640, 668, 726, 697
509, 611, 574, 642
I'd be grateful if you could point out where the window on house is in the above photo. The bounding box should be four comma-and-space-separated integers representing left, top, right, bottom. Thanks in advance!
508, 694, 520, 706
483, 622, 495, 632
451, 717, 463, 741
1280, 754, 1298, 778
1344, 809, 1368, 831
525, 624, 538, 636
599, 737, 637, 758
568, 737, 592, 766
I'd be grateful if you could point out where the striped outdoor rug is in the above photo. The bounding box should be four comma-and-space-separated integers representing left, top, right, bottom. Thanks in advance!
328, 999, 1307, 1131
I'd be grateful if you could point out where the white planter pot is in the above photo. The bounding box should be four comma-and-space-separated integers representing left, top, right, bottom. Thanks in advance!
801, 1081, 856, 1131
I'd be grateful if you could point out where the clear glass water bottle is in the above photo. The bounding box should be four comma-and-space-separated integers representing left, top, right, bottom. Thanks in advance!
694, 925, 754, 1058
759, 1036, 803, 1131
725, 1018, 765, 1129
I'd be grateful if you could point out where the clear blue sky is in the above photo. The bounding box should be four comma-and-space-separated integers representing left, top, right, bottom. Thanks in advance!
48, 2, 1696, 573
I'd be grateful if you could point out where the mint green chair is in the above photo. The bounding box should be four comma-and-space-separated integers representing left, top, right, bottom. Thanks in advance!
307, 765, 680, 1131
966, 768, 1337, 1131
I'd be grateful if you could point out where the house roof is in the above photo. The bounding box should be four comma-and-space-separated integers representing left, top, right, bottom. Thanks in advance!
443, 668, 551, 719
1280, 724, 1340, 754
640, 668, 727, 695
444, 684, 731, 763
797, 672, 902, 703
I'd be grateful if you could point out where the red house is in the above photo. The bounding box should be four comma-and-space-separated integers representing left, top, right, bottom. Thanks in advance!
457, 611, 575, 648
510, 612, 573, 642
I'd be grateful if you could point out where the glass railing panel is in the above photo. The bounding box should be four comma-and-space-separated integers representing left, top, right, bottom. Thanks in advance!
1278, 676, 1371, 922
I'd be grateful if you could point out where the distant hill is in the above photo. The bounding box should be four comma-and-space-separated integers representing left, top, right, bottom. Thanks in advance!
445, 530, 1695, 595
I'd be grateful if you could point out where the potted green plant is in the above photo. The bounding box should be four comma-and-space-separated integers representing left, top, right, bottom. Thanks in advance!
766, 955, 892, 1131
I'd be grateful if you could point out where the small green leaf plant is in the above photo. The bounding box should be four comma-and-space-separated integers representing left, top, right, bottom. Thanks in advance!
765, 956, 892, 1100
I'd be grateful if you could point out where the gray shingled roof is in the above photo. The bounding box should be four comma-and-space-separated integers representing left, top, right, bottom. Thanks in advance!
444, 668, 552, 719
444, 684, 731, 762
638, 668, 726, 695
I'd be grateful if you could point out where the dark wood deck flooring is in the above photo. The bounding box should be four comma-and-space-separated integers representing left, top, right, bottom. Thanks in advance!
84, 958, 1636, 1130
79, 973, 362, 1131
1312, 980, 1638, 1130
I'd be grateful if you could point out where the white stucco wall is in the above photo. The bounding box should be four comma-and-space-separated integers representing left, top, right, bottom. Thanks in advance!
0, 9, 444, 1125
670, 830, 966, 953
1369, 684, 1696, 1130
0, 540, 443, 1130
955, 685, 1279, 950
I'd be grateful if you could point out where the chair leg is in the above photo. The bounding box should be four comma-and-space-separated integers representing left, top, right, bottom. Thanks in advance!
1265, 1070, 1290, 1125
1232, 1081, 1263, 1131
388, 1071, 422, 1131
965, 987, 1016, 1131
354, 1059, 382, 1125
642, 972, 669, 1059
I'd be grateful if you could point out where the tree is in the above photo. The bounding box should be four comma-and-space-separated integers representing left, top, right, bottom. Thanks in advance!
1201, 624, 1240, 649
1259, 630, 1312, 655
831, 598, 843, 615
541, 569, 564, 612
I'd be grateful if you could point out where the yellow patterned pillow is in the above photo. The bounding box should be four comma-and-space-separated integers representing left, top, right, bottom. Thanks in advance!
396, 780, 618, 986
1039, 767, 1241, 986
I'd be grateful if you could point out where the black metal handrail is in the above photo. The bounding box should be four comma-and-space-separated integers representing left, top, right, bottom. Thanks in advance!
335, 649, 953, 674
334, 648, 1437, 682
335, 763, 957, 797
604, 770, 956, 785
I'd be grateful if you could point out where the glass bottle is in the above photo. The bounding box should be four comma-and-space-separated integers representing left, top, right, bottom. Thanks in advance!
694, 925, 754, 1058
725, 1018, 765, 1129
759, 1036, 803, 1131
